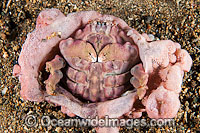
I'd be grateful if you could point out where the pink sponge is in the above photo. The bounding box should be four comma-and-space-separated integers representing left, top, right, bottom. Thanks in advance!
13, 9, 192, 121
145, 86, 180, 119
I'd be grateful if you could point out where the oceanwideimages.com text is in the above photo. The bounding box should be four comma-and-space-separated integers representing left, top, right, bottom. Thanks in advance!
25, 115, 175, 128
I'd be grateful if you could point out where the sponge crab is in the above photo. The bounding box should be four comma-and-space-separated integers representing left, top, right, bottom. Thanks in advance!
13, 9, 192, 132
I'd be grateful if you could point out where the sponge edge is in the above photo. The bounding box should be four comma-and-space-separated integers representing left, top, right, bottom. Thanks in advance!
145, 86, 180, 119
160, 64, 184, 93
36, 8, 65, 29
175, 49, 193, 72
128, 28, 192, 119
127, 29, 192, 74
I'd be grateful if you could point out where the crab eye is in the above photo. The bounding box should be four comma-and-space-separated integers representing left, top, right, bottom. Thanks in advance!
97, 21, 101, 26
88, 52, 97, 62
102, 22, 106, 26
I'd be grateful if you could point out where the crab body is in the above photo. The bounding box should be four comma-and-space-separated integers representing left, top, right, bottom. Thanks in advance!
58, 21, 139, 102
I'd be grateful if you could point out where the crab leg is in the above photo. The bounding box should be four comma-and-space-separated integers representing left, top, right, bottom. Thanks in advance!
130, 63, 149, 99
45, 55, 65, 74
44, 55, 65, 95
66, 79, 132, 102
102, 61, 135, 74
67, 66, 132, 87
44, 70, 63, 95
66, 67, 88, 85
103, 72, 132, 87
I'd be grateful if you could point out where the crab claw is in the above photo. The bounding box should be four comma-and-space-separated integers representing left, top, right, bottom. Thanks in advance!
59, 38, 97, 62
98, 42, 139, 62
130, 63, 148, 99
